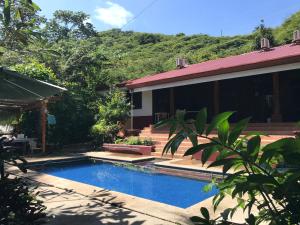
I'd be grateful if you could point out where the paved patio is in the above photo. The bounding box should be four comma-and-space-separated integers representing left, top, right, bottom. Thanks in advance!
34, 182, 176, 225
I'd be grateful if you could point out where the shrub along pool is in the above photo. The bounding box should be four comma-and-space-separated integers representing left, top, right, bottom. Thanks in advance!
37, 160, 218, 208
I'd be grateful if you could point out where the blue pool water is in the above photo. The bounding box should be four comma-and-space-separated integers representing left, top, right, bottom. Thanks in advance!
39, 160, 218, 208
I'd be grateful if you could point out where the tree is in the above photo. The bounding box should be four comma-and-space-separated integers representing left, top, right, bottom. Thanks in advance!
43, 10, 97, 42
253, 20, 276, 50
12, 60, 57, 82
157, 109, 300, 225
137, 33, 161, 45
0, 0, 44, 50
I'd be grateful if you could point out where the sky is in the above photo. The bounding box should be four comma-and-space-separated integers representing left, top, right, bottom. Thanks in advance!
34, 0, 300, 36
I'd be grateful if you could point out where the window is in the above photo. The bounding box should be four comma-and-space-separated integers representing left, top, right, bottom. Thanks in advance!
133, 92, 142, 109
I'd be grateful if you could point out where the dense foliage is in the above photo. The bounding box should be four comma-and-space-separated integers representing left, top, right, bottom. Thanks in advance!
115, 136, 154, 146
157, 109, 300, 225
1, 1, 300, 145
0, 178, 46, 225
0, 138, 46, 225
91, 89, 130, 144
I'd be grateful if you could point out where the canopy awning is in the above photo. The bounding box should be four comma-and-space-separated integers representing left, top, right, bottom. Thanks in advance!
0, 67, 66, 108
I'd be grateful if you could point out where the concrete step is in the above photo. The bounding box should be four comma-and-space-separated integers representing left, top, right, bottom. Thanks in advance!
151, 151, 190, 159
140, 130, 296, 136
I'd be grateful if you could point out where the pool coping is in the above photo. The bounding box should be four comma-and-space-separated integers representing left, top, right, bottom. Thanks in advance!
86, 152, 155, 163
13, 155, 248, 224
154, 159, 234, 175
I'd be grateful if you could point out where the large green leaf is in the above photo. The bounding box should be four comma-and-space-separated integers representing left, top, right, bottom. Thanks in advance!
154, 118, 170, 128
170, 132, 186, 155
201, 145, 219, 164
184, 143, 215, 156
247, 174, 277, 186
218, 119, 230, 144
168, 120, 177, 138
162, 130, 187, 155
212, 192, 225, 211
208, 157, 240, 169
247, 136, 261, 160
200, 207, 210, 220
195, 108, 207, 135
228, 117, 250, 145
259, 138, 294, 163
184, 126, 198, 146
206, 111, 234, 136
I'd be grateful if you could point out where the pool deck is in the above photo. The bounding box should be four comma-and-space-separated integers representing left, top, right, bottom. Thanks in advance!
154, 159, 236, 174
25, 152, 155, 164
13, 153, 251, 224
86, 151, 155, 162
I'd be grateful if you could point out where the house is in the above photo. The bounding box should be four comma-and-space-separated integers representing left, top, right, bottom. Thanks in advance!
124, 36, 300, 127
121, 35, 300, 157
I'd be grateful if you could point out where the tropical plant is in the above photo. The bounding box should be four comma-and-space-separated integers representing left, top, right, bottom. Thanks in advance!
91, 89, 130, 144
42, 10, 97, 42
12, 60, 57, 82
115, 136, 154, 146
0, 177, 46, 225
0, 0, 43, 49
0, 138, 46, 225
156, 109, 300, 225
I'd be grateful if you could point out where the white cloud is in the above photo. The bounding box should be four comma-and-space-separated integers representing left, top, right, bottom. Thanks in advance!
95, 1, 133, 28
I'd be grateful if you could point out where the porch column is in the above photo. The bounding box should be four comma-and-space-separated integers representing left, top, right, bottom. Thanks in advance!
169, 88, 175, 116
213, 81, 220, 115
41, 100, 48, 153
130, 90, 134, 129
271, 73, 282, 122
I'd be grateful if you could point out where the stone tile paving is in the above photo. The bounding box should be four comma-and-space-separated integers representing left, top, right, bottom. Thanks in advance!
33, 182, 177, 225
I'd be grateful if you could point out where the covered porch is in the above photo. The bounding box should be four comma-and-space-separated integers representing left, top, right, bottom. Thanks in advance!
130, 68, 300, 130
0, 67, 66, 153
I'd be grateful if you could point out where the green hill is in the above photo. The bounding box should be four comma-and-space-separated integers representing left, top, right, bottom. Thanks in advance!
98, 10, 300, 82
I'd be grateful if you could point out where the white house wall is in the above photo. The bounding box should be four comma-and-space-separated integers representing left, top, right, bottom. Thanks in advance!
133, 90, 153, 117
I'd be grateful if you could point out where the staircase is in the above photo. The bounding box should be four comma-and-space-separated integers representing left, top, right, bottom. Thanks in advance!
139, 123, 299, 159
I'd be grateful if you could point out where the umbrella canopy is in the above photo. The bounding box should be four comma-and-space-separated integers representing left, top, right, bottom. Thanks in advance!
0, 67, 66, 107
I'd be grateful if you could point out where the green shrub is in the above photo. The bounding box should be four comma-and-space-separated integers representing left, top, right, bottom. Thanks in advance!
114, 136, 154, 146
92, 89, 130, 144
0, 138, 46, 225
141, 138, 154, 146
125, 136, 143, 145
0, 178, 46, 225
12, 61, 57, 83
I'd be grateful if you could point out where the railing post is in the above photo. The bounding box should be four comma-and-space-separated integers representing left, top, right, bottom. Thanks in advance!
41, 100, 48, 153
271, 73, 282, 122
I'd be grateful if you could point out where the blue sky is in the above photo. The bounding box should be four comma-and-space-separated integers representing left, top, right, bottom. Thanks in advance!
35, 0, 300, 36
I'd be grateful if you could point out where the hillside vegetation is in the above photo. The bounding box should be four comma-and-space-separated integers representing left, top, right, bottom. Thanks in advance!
1, 5, 300, 145
98, 10, 300, 81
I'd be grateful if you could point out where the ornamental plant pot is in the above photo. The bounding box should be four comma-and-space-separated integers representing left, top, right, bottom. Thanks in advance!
102, 143, 153, 155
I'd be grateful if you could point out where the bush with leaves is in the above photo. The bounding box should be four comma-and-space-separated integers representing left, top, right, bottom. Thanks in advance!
0, 178, 46, 225
91, 89, 130, 144
0, 137, 46, 225
157, 109, 300, 225
115, 136, 154, 146
12, 61, 57, 82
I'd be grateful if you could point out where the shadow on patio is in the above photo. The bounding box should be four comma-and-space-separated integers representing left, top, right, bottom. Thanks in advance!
28, 179, 174, 225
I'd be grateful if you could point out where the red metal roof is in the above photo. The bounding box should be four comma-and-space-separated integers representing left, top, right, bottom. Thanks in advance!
126, 44, 300, 89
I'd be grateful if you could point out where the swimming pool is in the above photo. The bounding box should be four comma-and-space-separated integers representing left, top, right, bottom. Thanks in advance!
38, 160, 218, 208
